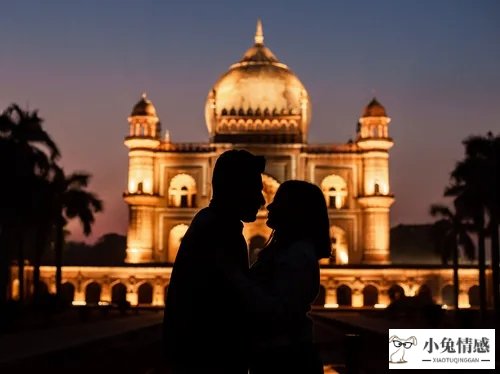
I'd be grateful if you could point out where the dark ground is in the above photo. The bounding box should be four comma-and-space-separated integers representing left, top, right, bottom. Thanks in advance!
0, 309, 496, 374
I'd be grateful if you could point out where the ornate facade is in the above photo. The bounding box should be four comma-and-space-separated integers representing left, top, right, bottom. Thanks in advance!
124, 20, 393, 267
26, 20, 486, 309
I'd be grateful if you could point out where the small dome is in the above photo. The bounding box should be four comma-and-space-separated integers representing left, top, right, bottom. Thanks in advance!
131, 93, 157, 117
362, 98, 387, 117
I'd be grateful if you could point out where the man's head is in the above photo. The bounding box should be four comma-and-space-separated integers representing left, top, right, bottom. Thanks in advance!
212, 149, 265, 222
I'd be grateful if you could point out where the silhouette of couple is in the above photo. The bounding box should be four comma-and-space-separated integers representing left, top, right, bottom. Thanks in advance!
163, 150, 329, 374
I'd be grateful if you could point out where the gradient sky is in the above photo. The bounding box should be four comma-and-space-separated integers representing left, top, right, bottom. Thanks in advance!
1, 0, 499, 242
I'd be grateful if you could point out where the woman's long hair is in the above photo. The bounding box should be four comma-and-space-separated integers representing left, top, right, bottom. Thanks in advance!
266, 180, 331, 259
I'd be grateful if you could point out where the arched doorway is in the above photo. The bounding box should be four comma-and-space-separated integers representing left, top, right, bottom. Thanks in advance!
111, 283, 127, 305
337, 285, 352, 306
363, 285, 379, 306
85, 282, 101, 304
138, 282, 153, 305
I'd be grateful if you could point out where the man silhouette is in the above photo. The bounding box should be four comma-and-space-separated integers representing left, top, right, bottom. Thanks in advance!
163, 149, 266, 374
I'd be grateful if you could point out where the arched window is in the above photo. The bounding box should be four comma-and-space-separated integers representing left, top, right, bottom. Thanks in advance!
111, 283, 127, 305
331, 226, 348, 264
168, 224, 189, 263
138, 282, 153, 305
337, 285, 352, 306
321, 175, 348, 209
85, 282, 101, 304
168, 174, 197, 208
363, 285, 379, 306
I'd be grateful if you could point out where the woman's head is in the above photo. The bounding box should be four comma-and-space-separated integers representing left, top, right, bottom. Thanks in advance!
266, 180, 331, 259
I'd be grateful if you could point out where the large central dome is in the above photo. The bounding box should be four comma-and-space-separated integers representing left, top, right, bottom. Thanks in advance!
205, 20, 311, 143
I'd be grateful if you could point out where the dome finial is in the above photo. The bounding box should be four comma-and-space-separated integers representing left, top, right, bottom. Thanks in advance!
141, 92, 147, 99
255, 18, 264, 45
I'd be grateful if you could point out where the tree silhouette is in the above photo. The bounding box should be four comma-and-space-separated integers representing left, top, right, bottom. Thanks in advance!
50, 167, 103, 297
430, 204, 475, 311
0, 104, 59, 305
446, 133, 500, 320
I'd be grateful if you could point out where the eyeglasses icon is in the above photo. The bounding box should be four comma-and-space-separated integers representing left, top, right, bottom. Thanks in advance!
393, 341, 413, 349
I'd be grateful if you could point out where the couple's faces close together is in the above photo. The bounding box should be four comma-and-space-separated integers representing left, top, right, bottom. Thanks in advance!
239, 173, 287, 230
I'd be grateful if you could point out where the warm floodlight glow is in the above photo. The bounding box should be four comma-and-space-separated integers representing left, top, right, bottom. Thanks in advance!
168, 224, 189, 262
374, 303, 387, 309
338, 250, 349, 265
442, 304, 448, 310
72, 300, 86, 306
321, 174, 348, 209
330, 226, 349, 265
168, 174, 197, 208
262, 174, 280, 206
324, 303, 339, 308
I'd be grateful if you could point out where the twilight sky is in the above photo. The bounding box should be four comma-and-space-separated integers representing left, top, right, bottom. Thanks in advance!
1, 0, 499, 242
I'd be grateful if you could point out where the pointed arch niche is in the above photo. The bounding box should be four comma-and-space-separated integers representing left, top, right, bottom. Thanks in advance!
168, 174, 197, 208
320, 174, 348, 209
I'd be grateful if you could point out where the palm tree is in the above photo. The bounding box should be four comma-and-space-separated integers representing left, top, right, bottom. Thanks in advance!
430, 204, 475, 311
0, 104, 59, 305
447, 133, 500, 319
50, 167, 103, 297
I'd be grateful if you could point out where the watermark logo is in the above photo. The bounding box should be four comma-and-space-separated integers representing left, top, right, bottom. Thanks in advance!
389, 335, 417, 363
389, 329, 495, 370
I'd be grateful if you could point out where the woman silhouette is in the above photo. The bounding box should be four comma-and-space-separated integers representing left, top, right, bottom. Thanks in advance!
249, 180, 330, 374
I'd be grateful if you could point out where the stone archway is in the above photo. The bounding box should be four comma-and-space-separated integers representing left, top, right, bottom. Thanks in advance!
111, 283, 127, 305
85, 282, 101, 304
337, 285, 352, 306
138, 282, 153, 305
363, 285, 378, 306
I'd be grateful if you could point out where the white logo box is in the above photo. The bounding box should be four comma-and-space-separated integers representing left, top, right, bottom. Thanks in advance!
388, 329, 495, 370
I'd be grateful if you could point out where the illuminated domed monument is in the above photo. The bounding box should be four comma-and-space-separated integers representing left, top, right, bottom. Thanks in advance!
125, 20, 393, 266
31, 20, 483, 309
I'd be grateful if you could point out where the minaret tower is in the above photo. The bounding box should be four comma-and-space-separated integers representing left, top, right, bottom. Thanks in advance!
356, 98, 395, 263
123, 94, 161, 263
